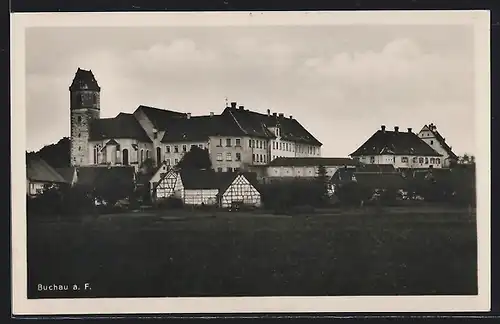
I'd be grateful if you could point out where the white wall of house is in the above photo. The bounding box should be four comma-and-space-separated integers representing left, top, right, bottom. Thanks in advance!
220, 174, 261, 208
89, 138, 153, 171
152, 170, 184, 200
418, 128, 453, 168
265, 165, 354, 178
355, 154, 443, 169
268, 126, 321, 161
183, 189, 219, 206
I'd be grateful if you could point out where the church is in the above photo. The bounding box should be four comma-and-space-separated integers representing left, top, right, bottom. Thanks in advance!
69, 68, 324, 173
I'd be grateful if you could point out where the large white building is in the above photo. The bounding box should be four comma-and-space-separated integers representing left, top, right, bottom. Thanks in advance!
417, 123, 458, 168
349, 125, 451, 169
69, 68, 323, 172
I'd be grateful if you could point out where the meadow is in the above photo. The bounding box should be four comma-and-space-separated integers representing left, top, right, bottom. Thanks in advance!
27, 206, 478, 298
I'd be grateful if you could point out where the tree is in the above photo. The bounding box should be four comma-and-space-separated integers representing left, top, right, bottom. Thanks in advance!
316, 164, 330, 204
28, 137, 71, 169
177, 146, 212, 170
139, 158, 155, 174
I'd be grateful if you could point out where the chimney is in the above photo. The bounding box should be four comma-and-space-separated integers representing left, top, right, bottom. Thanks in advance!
230, 102, 237, 109
289, 115, 293, 119
407, 127, 412, 133
273, 112, 277, 117
394, 126, 399, 133
267, 109, 270, 116
278, 113, 284, 118
239, 105, 244, 110
210, 112, 214, 117
186, 113, 191, 119
381, 125, 386, 132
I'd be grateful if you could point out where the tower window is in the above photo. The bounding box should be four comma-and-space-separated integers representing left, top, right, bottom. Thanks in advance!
430, 140, 434, 145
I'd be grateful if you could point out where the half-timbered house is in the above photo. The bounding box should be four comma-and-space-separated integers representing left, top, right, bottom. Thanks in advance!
218, 172, 261, 208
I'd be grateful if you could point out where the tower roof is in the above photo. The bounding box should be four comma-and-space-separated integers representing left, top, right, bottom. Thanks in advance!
69, 68, 101, 91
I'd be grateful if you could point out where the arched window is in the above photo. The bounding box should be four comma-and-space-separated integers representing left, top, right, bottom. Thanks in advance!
146, 150, 150, 159
122, 149, 129, 166
140, 149, 144, 162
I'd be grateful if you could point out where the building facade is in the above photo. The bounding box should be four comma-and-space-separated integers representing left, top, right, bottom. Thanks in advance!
417, 123, 458, 168
68, 69, 323, 172
350, 125, 444, 169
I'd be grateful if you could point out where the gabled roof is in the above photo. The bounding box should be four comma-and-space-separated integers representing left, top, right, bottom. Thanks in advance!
69, 68, 100, 91
218, 172, 260, 194
179, 169, 220, 190
135, 105, 187, 130
26, 154, 68, 184
76, 166, 136, 188
223, 106, 322, 145
160, 114, 245, 143
89, 113, 152, 142
420, 124, 458, 160
350, 128, 442, 157
356, 163, 397, 173
54, 167, 76, 184
268, 157, 358, 167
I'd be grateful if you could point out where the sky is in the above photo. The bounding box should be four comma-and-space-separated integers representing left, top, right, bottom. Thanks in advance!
25, 24, 476, 157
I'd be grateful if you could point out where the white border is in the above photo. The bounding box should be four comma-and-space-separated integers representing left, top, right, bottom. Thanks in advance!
11, 10, 491, 315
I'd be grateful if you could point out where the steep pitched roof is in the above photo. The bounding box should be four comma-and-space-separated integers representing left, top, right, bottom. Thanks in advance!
218, 172, 260, 194
26, 155, 68, 183
89, 113, 152, 142
160, 114, 245, 143
350, 129, 442, 157
268, 157, 358, 167
223, 106, 322, 145
54, 167, 76, 184
135, 105, 187, 130
76, 166, 136, 188
179, 169, 220, 190
69, 68, 100, 91
421, 124, 458, 160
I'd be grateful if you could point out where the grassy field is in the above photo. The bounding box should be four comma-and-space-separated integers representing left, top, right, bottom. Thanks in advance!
27, 207, 478, 298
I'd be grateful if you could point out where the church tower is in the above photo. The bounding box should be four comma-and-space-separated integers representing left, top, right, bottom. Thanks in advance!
69, 68, 101, 166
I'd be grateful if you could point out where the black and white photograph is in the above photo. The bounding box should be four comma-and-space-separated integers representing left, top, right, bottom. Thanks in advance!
11, 11, 490, 315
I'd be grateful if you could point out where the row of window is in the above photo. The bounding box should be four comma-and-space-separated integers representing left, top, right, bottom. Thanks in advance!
165, 143, 205, 153
216, 152, 242, 162
216, 167, 240, 172
367, 156, 442, 164
217, 138, 243, 147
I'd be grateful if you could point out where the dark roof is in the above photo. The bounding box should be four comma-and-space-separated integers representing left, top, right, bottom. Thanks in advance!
135, 105, 187, 130
69, 68, 100, 91
354, 172, 407, 190
268, 157, 358, 167
54, 167, 76, 183
223, 107, 322, 145
179, 169, 220, 190
356, 163, 397, 173
422, 124, 458, 160
161, 114, 245, 143
89, 113, 152, 142
218, 172, 260, 194
76, 166, 135, 188
26, 155, 69, 183
350, 129, 442, 157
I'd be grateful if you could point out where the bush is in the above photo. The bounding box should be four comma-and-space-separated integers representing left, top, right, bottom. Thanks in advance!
335, 181, 372, 207
156, 197, 184, 210
260, 179, 326, 211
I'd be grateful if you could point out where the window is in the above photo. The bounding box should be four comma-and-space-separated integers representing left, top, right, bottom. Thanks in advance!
235, 138, 241, 146
234, 168, 240, 172
260, 141, 263, 149
166, 145, 170, 153
252, 139, 255, 148
264, 141, 267, 149
236, 153, 241, 161
93, 147, 98, 164
425, 157, 429, 164
370, 156, 375, 163
264, 155, 266, 163
146, 150, 150, 159
226, 138, 232, 147
279, 142, 282, 150
217, 153, 223, 161
226, 153, 232, 161
140, 150, 144, 162
166, 158, 170, 165
249, 140, 252, 148
174, 158, 179, 164
219, 139, 223, 146
430, 140, 434, 145
174, 145, 179, 153
227, 167, 233, 172
199, 144, 204, 149
77, 116, 82, 123
412, 157, 418, 163
182, 145, 187, 152
78, 133, 81, 138
401, 156, 408, 163
217, 167, 223, 172
430, 158, 435, 164
78, 146, 81, 151
253, 154, 256, 162
419, 157, 424, 163
436, 158, 441, 164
